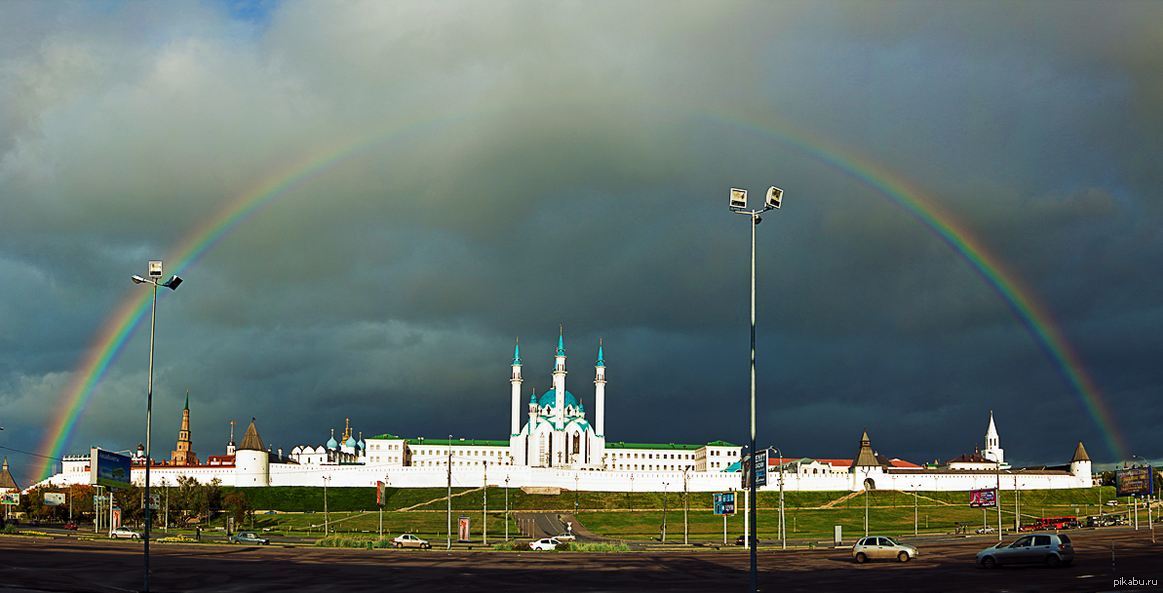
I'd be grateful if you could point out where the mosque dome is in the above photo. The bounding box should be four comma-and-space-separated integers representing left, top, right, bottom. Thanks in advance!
538, 388, 578, 409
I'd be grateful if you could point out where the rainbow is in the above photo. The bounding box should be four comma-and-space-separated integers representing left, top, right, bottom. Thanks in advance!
706, 112, 1127, 460
32, 118, 444, 481
34, 112, 1126, 481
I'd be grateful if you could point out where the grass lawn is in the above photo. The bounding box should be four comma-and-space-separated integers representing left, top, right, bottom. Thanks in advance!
211, 486, 1119, 543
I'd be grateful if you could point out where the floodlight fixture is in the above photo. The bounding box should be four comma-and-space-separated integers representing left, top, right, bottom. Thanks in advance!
148, 260, 163, 278
162, 275, 183, 291
765, 186, 783, 210
131, 275, 148, 284
729, 188, 748, 210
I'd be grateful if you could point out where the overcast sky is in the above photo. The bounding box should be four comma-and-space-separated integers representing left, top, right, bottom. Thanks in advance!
2, 1, 1161, 485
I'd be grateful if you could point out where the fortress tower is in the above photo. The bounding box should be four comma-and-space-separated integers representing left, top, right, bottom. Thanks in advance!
170, 391, 199, 465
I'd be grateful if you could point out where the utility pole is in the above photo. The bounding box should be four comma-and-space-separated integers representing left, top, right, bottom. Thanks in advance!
323, 475, 330, 536
447, 434, 453, 550
661, 482, 669, 543
505, 476, 510, 541
683, 468, 689, 545
483, 461, 488, 546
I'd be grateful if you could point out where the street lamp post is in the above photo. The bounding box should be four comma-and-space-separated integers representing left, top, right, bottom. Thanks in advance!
323, 475, 330, 535
505, 475, 511, 541
730, 185, 784, 593
483, 461, 488, 546
447, 434, 453, 550
683, 468, 689, 545
772, 447, 785, 550
913, 483, 919, 536
130, 261, 182, 593
661, 481, 669, 543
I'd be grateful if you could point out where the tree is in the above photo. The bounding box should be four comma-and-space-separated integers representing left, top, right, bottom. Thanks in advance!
223, 491, 252, 529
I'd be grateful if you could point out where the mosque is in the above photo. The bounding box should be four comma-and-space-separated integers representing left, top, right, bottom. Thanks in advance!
37, 331, 1092, 493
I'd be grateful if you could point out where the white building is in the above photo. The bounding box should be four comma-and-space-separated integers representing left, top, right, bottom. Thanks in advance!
37, 332, 1091, 494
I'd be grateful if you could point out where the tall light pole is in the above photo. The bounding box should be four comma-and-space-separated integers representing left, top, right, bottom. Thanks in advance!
730, 185, 783, 593
447, 434, 453, 550
130, 261, 182, 593
661, 481, 669, 543
482, 460, 488, 546
776, 446, 786, 548
323, 475, 330, 535
505, 475, 511, 541
913, 483, 919, 536
683, 468, 689, 545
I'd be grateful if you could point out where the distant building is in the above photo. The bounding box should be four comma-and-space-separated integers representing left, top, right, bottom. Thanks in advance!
38, 331, 1091, 493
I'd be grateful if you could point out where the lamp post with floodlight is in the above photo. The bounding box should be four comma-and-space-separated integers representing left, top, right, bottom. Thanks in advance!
729, 185, 784, 593
130, 260, 182, 593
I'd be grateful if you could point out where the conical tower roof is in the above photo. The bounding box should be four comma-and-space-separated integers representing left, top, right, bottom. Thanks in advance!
238, 418, 265, 451
851, 430, 881, 468
0, 457, 20, 491
1071, 441, 1090, 462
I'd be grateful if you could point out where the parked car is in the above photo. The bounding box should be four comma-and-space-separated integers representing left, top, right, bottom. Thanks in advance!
62, 522, 78, 531
554, 533, 577, 542
529, 537, 562, 551
976, 527, 996, 534
734, 535, 762, 547
110, 527, 141, 540
852, 536, 918, 563
976, 533, 1074, 568
229, 531, 270, 545
392, 533, 431, 549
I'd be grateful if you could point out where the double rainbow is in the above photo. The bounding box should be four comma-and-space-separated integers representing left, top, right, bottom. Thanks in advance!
33, 114, 1126, 481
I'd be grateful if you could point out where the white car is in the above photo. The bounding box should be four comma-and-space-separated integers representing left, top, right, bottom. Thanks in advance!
554, 533, 577, 542
529, 537, 562, 551
392, 533, 431, 549
976, 527, 996, 534
110, 527, 141, 540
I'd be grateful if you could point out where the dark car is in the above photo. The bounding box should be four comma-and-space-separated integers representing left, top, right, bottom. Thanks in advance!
62, 522, 78, 530
229, 531, 270, 545
734, 535, 762, 546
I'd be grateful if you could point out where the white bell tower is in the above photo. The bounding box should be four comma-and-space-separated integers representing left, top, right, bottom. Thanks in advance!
983, 410, 1005, 466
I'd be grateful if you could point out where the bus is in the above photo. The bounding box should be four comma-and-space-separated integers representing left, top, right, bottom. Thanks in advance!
1020, 516, 1079, 531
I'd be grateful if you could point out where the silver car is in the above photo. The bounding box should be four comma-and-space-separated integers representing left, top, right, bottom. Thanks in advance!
976, 533, 1074, 568
852, 536, 918, 563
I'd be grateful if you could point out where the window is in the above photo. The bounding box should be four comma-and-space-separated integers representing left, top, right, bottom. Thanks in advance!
1033, 535, 1052, 547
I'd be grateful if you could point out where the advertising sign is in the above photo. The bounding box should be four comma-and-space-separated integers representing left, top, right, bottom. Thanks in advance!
90, 447, 132, 489
457, 515, 471, 542
969, 488, 997, 508
1, 492, 19, 506
376, 481, 385, 507
754, 450, 768, 488
44, 492, 66, 507
740, 450, 769, 489
1116, 467, 1154, 497
112, 507, 122, 530
713, 492, 736, 515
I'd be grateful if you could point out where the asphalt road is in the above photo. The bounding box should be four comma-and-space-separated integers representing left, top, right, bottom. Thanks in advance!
0, 528, 1159, 592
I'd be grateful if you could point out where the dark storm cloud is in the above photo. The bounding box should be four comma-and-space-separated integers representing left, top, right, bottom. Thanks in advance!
1, 1, 1161, 484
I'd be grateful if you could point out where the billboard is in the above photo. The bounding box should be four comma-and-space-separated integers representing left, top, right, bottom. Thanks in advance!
969, 488, 997, 508
741, 450, 768, 489
1116, 467, 1154, 497
90, 447, 132, 489
0, 492, 19, 506
457, 515, 471, 542
713, 492, 736, 515
44, 492, 66, 507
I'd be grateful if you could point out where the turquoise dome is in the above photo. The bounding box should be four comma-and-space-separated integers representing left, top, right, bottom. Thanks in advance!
326, 436, 338, 449
538, 388, 578, 409
345, 436, 357, 448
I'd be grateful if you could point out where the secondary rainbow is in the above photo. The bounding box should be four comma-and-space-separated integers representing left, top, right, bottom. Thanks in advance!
35, 113, 1126, 481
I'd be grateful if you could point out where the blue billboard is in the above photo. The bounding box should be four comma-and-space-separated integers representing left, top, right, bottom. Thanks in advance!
90, 447, 132, 489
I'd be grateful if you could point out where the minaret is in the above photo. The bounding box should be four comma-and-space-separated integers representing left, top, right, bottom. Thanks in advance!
983, 410, 1004, 465
511, 338, 523, 436
553, 326, 567, 424
226, 419, 236, 456
170, 390, 198, 465
594, 339, 606, 437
